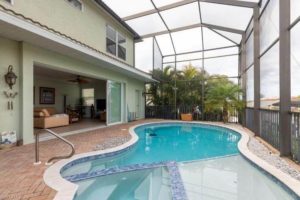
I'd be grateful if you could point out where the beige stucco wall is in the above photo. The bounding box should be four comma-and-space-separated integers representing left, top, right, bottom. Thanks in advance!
127, 79, 145, 119
0, 37, 21, 141
19, 41, 144, 144
0, 0, 134, 65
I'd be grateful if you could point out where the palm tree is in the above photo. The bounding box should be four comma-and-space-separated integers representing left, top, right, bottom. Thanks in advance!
149, 64, 210, 107
177, 64, 207, 106
205, 76, 244, 123
148, 65, 175, 105
178, 64, 198, 79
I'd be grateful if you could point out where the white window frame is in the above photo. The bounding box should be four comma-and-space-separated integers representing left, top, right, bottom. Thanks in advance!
106, 25, 127, 61
65, 0, 83, 11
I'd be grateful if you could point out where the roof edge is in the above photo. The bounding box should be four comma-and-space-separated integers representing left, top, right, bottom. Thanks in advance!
94, 0, 141, 40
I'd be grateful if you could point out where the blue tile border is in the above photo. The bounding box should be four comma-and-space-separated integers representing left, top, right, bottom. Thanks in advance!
136, 122, 242, 137
167, 162, 188, 200
60, 143, 137, 174
64, 161, 168, 182
64, 161, 188, 200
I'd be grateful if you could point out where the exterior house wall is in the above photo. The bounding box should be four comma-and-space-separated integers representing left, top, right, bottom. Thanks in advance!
127, 79, 145, 119
0, 0, 134, 66
0, 37, 21, 140
19, 42, 144, 144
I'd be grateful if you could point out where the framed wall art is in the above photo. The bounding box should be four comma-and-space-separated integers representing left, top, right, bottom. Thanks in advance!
40, 87, 55, 104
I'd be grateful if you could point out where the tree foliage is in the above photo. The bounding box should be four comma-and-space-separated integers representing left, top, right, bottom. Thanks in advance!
205, 75, 245, 122
148, 63, 208, 106
146, 64, 245, 122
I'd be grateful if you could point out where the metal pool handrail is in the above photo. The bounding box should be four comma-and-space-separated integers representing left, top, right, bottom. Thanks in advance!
34, 129, 75, 165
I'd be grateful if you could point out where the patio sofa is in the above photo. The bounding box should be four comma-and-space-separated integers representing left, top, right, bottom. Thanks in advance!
34, 107, 69, 129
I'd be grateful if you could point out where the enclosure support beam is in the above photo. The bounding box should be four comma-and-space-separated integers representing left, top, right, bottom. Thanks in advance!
163, 53, 238, 64
253, 7, 260, 136
279, 0, 291, 156
241, 33, 247, 126
238, 42, 242, 124
149, 0, 178, 118
141, 22, 244, 39
197, 1, 206, 120
122, 0, 258, 21
208, 28, 239, 45
200, 0, 258, 8
164, 45, 237, 57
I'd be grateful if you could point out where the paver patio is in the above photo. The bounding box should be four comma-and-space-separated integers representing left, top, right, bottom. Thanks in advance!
0, 120, 160, 200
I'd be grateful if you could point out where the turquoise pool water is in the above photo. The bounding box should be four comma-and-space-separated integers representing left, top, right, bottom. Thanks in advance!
61, 123, 298, 200
62, 123, 240, 177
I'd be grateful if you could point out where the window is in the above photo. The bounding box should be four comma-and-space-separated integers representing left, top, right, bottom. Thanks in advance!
66, 0, 83, 11
106, 26, 117, 55
82, 88, 95, 106
106, 25, 127, 61
118, 33, 126, 60
3, 0, 13, 4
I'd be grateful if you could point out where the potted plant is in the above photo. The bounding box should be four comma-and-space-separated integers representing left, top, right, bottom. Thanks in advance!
181, 113, 193, 121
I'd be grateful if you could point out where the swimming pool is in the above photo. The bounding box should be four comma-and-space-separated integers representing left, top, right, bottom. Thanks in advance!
59, 123, 299, 200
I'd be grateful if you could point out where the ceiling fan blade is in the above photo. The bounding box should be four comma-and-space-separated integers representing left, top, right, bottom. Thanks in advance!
68, 79, 78, 82
78, 79, 90, 84
67, 75, 90, 84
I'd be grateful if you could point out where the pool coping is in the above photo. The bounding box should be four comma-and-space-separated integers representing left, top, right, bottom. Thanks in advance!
43, 121, 300, 200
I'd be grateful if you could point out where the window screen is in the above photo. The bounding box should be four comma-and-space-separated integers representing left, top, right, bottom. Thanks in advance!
106, 26, 117, 56
118, 33, 126, 60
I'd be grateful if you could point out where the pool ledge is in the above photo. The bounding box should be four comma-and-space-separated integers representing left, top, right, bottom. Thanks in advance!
211, 122, 300, 197
43, 125, 139, 200
43, 121, 300, 200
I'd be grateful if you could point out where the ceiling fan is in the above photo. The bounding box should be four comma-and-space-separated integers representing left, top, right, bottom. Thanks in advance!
68, 75, 90, 84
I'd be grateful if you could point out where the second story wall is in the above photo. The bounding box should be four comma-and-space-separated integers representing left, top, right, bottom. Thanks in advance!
0, 0, 134, 66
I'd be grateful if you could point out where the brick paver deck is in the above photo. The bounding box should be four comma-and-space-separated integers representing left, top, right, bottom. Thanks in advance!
0, 120, 159, 200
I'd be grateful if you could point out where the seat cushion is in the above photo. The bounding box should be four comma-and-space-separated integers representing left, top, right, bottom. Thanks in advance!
34, 111, 46, 118
34, 107, 56, 117
45, 108, 56, 115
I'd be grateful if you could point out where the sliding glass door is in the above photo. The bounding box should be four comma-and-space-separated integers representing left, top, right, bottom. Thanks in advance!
107, 81, 123, 125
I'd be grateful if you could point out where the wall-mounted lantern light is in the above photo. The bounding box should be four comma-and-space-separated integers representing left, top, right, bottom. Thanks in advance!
5, 65, 17, 90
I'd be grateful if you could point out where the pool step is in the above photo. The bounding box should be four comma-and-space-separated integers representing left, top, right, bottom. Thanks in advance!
106, 171, 150, 200
105, 168, 168, 200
